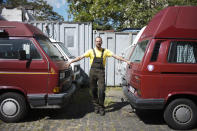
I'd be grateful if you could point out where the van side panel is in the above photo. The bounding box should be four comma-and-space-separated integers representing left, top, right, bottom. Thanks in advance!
159, 40, 197, 99
0, 60, 48, 94
140, 39, 162, 99
0, 38, 49, 94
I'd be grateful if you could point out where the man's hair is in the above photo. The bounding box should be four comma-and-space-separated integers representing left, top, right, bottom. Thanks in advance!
95, 36, 102, 40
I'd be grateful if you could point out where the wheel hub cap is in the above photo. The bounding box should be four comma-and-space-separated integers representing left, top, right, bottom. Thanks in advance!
173, 104, 192, 124
1, 98, 19, 117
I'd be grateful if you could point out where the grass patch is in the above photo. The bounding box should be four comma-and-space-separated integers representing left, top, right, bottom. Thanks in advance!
106, 86, 122, 92
104, 97, 113, 107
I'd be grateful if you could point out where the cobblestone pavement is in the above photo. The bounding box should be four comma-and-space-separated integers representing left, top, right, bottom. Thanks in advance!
0, 87, 197, 131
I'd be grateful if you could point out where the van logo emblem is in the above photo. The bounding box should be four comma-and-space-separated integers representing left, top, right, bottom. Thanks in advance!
147, 65, 154, 71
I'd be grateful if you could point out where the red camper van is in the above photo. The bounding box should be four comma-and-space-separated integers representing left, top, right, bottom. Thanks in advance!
0, 21, 76, 122
123, 6, 197, 130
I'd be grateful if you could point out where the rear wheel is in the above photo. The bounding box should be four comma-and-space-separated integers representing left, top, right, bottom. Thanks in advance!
0, 92, 28, 123
164, 98, 197, 130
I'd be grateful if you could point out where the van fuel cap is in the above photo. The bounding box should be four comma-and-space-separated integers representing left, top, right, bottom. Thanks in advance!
147, 64, 154, 71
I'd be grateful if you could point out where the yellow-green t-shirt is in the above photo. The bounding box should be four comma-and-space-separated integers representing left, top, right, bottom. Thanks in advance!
83, 48, 113, 66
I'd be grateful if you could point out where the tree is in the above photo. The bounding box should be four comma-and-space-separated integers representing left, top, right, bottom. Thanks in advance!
67, 0, 166, 30
123, 0, 167, 29
67, 0, 197, 30
167, 0, 197, 6
67, 0, 125, 30
2, 0, 64, 21
30, 0, 64, 21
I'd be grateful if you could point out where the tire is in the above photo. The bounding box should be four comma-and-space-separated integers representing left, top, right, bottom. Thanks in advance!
164, 98, 197, 130
0, 92, 28, 123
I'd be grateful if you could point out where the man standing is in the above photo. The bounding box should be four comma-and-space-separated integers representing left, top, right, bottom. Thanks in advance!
66, 36, 130, 116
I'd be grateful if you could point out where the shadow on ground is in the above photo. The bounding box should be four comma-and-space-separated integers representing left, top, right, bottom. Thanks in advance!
23, 87, 94, 122
105, 101, 129, 113
23, 87, 130, 122
135, 109, 165, 125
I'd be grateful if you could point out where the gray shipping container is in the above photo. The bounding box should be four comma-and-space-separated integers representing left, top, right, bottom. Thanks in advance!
29, 21, 137, 86
28, 21, 92, 74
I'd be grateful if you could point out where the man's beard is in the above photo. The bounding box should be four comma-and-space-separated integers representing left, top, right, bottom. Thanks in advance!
96, 44, 101, 48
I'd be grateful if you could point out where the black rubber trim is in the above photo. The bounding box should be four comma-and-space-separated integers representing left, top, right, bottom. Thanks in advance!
47, 83, 76, 105
123, 86, 165, 110
27, 94, 46, 107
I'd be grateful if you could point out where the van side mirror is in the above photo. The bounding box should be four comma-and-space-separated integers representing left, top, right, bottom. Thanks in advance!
121, 52, 125, 58
19, 50, 26, 60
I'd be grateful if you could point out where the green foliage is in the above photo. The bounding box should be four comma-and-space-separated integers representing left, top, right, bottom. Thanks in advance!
2, 0, 64, 21
167, 0, 197, 6
30, 0, 64, 21
67, 0, 197, 30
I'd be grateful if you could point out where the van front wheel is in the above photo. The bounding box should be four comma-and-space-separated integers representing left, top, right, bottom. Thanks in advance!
0, 92, 28, 123
164, 98, 197, 130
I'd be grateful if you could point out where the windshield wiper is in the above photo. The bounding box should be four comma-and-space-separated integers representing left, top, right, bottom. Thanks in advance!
50, 55, 59, 59
134, 60, 140, 62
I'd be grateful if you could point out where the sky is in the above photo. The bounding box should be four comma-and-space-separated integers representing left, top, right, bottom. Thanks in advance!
44, 0, 70, 21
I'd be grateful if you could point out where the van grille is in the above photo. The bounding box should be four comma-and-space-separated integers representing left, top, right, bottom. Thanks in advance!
65, 68, 72, 78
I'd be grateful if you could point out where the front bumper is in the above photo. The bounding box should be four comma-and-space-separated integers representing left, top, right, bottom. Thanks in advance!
123, 86, 165, 110
47, 83, 76, 106
28, 83, 76, 108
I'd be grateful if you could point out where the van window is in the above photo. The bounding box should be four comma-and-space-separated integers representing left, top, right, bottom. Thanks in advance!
35, 35, 64, 61
0, 39, 41, 59
168, 41, 197, 63
57, 42, 75, 59
130, 40, 149, 62
150, 42, 161, 62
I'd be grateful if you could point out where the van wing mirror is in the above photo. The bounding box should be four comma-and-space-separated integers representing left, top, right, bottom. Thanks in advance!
18, 49, 32, 68
121, 52, 125, 58
128, 65, 131, 69
19, 50, 27, 60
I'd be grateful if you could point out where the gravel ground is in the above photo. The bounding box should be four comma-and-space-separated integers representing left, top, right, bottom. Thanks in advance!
0, 87, 197, 131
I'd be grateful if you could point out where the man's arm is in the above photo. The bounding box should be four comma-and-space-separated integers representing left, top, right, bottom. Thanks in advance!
112, 54, 130, 65
66, 55, 85, 68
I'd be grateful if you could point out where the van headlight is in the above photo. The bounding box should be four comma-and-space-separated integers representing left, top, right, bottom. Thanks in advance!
74, 66, 77, 72
59, 72, 65, 79
74, 65, 80, 72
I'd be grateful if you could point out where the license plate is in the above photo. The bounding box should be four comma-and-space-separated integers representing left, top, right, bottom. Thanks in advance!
129, 86, 135, 93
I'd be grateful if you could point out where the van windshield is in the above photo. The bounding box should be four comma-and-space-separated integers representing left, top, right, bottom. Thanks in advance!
35, 35, 64, 61
130, 40, 149, 62
57, 42, 75, 59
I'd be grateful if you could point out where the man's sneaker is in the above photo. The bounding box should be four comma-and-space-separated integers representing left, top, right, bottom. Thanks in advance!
99, 108, 105, 116
94, 107, 99, 114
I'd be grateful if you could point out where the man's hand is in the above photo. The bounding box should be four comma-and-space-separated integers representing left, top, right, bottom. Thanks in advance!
112, 54, 131, 65
126, 60, 131, 65
65, 62, 71, 69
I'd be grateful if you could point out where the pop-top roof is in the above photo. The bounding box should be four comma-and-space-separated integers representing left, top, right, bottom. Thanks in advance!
0, 21, 44, 37
140, 6, 197, 40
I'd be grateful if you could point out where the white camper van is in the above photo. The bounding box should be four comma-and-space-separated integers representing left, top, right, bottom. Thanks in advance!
50, 38, 87, 87
118, 26, 146, 79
